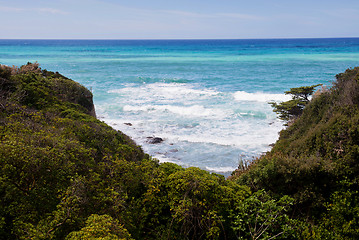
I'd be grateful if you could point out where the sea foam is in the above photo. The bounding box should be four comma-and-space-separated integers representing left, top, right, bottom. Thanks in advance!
233, 91, 291, 102
109, 82, 220, 103
123, 104, 226, 118
102, 81, 283, 174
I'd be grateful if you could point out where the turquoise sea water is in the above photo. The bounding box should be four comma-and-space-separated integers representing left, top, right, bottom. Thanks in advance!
1, 38, 359, 175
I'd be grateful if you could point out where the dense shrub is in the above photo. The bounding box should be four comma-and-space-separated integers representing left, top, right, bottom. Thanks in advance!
235, 67, 359, 239
0, 63, 148, 239
1, 63, 279, 240
3, 63, 359, 239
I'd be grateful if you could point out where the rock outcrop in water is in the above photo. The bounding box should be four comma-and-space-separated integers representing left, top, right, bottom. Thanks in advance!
146, 136, 164, 144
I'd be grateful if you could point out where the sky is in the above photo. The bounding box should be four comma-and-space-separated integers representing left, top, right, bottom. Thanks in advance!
1, 0, 359, 39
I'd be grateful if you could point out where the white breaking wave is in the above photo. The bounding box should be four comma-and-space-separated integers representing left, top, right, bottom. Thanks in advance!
109, 82, 220, 103
123, 104, 226, 118
205, 166, 237, 173
99, 81, 287, 175
155, 119, 283, 149
233, 91, 291, 102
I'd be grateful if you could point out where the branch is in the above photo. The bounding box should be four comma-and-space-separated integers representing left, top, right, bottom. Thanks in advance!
46, 207, 71, 236
267, 231, 285, 240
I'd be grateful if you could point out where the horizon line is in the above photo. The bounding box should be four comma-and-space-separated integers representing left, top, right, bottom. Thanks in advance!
1, 37, 359, 41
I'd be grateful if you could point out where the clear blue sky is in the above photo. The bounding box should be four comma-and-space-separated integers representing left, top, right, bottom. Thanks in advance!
1, 0, 359, 39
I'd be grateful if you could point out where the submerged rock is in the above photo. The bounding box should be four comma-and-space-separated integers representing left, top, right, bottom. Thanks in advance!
147, 137, 163, 144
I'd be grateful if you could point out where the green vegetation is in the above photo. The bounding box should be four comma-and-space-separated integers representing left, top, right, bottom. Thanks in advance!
269, 84, 322, 123
1, 63, 359, 239
234, 67, 359, 239
0, 63, 292, 239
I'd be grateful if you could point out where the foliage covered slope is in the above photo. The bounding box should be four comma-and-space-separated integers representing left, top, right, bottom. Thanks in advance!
2, 62, 358, 240
1, 63, 297, 240
234, 67, 359, 239
0, 63, 146, 239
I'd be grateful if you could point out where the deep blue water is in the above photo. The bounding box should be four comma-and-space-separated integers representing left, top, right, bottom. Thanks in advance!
1, 38, 359, 175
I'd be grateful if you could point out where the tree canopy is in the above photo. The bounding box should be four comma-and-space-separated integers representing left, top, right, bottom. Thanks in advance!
270, 84, 322, 122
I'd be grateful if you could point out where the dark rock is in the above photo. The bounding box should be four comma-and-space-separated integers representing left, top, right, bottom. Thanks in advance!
147, 137, 163, 144
124, 123, 132, 126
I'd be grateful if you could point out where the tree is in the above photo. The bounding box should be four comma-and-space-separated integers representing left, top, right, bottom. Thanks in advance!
270, 84, 322, 123
231, 190, 296, 240
65, 214, 133, 240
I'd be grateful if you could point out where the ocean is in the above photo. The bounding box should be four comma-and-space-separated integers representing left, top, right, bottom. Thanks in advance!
1, 38, 359, 176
